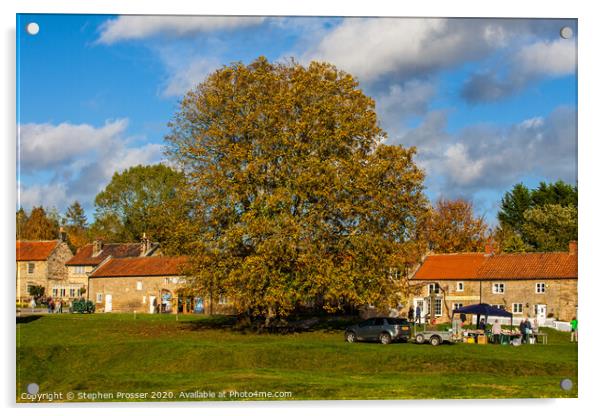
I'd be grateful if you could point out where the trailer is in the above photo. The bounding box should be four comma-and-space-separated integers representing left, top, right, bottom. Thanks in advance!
413, 329, 455, 346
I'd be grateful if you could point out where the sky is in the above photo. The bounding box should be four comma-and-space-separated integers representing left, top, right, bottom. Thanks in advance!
16, 15, 577, 225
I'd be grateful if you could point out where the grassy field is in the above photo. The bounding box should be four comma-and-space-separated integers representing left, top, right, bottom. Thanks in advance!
16, 313, 577, 402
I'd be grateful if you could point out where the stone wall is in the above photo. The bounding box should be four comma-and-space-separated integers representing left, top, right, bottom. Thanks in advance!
16, 261, 48, 302
47, 242, 73, 281
89, 275, 236, 315
409, 278, 578, 323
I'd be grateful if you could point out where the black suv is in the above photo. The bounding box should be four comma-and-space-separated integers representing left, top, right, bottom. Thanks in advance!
345, 317, 412, 344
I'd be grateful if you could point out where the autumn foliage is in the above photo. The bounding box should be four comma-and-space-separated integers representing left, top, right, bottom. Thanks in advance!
166, 57, 430, 323
426, 199, 488, 253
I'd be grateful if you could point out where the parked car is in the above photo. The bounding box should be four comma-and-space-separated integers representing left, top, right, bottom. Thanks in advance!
345, 317, 411, 344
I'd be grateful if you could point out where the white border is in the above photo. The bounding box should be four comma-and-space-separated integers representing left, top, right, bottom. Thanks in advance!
2, 1, 601, 416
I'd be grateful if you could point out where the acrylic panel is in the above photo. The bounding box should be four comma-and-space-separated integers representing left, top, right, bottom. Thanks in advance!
16, 15, 578, 403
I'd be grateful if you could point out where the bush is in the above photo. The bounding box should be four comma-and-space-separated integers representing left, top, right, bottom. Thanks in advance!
71, 299, 95, 314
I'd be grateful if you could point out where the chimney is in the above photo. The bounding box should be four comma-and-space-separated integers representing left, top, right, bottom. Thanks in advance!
141, 232, 151, 256
568, 240, 577, 256
58, 226, 66, 242
92, 240, 104, 257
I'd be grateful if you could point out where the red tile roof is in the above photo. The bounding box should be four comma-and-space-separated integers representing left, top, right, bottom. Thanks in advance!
477, 252, 577, 279
414, 251, 577, 281
66, 243, 152, 266
16, 240, 59, 261
89, 256, 189, 278
413, 253, 487, 280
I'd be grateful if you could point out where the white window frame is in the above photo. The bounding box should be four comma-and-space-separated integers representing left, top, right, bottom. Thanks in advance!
69, 288, 76, 297
493, 304, 506, 310
96, 293, 103, 303
512, 303, 523, 314
52, 288, 58, 297
433, 298, 443, 317
136, 281, 143, 291
456, 282, 464, 292
218, 295, 229, 305
453, 302, 463, 311
492, 282, 505, 294
27, 262, 35, 274
535, 282, 546, 294
428, 283, 440, 294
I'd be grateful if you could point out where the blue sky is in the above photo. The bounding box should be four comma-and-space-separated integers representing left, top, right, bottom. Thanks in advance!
16, 15, 577, 225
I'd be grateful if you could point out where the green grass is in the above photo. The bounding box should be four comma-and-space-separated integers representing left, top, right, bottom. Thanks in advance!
16, 313, 577, 402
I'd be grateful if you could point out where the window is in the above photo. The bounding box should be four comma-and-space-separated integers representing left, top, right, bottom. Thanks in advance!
69, 288, 76, 297
136, 281, 143, 291
359, 319, 375, 327
492, 283, 505, 294
218, 295, 230, 305
493, 304, 506, 310
164, 278, 169, 285
52, 288, 58, 297
456, 282, 464, 292
453, 303, 464, 311
60, 288, 66, 297
535, 282, 546, 294
27, 263, 35, 274
512, 303, 523, 314
74, 266, 85, 275
96, 293, 103, 303
388, 267, 400, 280
373, 318, 385, 326
428, 283, 440, 294
434, 298, 442, 317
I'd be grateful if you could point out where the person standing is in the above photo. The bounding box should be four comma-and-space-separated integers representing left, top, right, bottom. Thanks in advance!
58, 299, 63, 314
415, 305, 422, 325
570, 317, 578, 342
408, 306, 414, 322
29, 298, 36, 313
492, 319, 502, 344
519, 318, 527, 343
47, 297, 52, 314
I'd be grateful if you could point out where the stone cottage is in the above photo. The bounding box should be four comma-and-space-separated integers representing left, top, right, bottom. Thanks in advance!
88, 256, 235, 315
409, 241, 578, 324
65, 236, 159, 299
16, 240, 73, 303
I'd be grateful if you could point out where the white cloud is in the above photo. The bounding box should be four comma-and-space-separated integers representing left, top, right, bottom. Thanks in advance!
376, 80, 437, 127
514, 39, 576, 77
18, 120, 165, 211
302, 18, 507, 83
162, 57, 221, 97
19, 119, 129, 170
98, 16, 266, 44
420, 107, 577, 195
461, 38, 576, 103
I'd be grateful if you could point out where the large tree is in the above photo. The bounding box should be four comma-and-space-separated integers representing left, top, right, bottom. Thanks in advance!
496, 180, 577, 252
16, 207, 28, 239
166, 57, 430, 323
521, 204, 577, 252
427, 199, 488, 253
64, 201, 90, 249
20, 207, 58, 240
93, 164, 189, 244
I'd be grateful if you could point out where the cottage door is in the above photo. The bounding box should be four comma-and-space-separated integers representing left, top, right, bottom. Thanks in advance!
105, 294, 112, 313
536, 304, 547, 326
149, 296, 156, 313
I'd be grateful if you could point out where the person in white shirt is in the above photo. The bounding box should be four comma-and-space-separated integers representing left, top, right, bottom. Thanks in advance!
492, 319, 502, 344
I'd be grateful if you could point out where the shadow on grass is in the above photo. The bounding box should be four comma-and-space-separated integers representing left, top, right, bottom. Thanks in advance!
179, 314, 363, 335
17, 315, 44, 324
